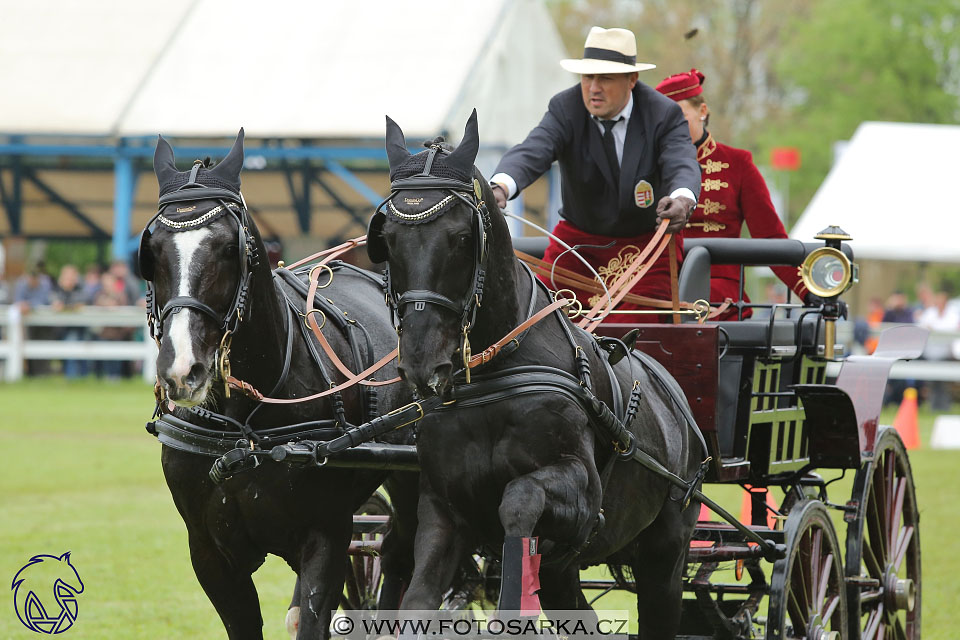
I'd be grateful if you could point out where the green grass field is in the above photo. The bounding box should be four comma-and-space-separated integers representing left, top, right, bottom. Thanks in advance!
1, 378, 958, 639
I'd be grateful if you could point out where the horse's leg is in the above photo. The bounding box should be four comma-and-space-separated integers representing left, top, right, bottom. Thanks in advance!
630, 498, 697, 640
497, 459, 599, 612
296, 523, 353, 640
379, 471, 419, 609
188, 533, 264, 640
285, 577, 301, 640
537, 564, 590, 610
401, 486, 470, 610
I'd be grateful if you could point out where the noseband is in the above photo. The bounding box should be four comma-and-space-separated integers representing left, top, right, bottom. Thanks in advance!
368, 144, 492, 379
139, 161, 260, 389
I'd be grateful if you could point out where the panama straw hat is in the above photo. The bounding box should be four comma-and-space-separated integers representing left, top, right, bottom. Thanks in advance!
560, 26, 656, 75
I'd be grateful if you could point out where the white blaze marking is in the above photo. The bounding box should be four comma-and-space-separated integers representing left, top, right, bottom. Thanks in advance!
168, 229, 212, 381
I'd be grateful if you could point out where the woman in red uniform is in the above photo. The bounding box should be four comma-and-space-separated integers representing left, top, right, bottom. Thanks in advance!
655, 69, 808, 319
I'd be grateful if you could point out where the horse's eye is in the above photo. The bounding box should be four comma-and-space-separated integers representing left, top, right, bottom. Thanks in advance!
457, 235, 471, 249
221, 243, 239, 259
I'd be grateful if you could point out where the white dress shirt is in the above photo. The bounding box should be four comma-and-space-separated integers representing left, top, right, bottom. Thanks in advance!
492, 92, 696, 205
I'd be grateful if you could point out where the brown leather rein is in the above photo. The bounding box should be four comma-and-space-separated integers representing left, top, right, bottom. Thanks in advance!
224, 225, 724, 404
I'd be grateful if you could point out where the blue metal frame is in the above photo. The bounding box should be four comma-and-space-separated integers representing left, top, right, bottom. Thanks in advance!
0, 136, 519, 260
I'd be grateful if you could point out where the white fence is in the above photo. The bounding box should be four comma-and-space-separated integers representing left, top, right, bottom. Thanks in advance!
0, 305, 157, 382
1, 307, 958, 384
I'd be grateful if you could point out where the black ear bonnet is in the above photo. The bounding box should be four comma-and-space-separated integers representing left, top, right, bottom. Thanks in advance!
367, 109, 484, 263
138, 129, 259, 341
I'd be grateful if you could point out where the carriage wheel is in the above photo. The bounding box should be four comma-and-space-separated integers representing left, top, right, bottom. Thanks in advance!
845, 427, 920, 640
341, 492, 393, 610
767, 500, 847, 640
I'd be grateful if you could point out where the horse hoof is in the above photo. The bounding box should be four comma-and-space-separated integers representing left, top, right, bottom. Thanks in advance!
285, 606, 300, 639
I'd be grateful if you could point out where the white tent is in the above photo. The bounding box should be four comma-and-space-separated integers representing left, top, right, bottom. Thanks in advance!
791, 121, 960, 263
0, 0, 573, 145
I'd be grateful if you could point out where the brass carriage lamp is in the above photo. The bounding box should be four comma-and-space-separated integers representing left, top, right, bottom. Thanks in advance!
801, 226, 858, 359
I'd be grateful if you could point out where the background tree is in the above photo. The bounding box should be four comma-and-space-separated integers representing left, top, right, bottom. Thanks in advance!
547, 0, 960, 225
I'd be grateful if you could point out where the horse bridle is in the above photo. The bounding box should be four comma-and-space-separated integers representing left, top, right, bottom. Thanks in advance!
139, 161, 260, 388
367, 144, 492, 379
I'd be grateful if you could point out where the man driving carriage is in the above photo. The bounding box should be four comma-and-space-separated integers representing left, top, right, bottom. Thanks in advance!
490, 26, 701, 322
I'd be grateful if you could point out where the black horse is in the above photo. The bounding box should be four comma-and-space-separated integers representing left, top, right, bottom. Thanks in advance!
367, 111, 704, 638
140, 131, 417, 639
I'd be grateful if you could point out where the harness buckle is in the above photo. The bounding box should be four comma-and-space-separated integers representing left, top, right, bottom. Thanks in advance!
218, 330, 234, 398
462, 325, 472, 384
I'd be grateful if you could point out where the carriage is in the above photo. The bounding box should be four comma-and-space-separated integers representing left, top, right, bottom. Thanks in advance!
142, 127, 922, 640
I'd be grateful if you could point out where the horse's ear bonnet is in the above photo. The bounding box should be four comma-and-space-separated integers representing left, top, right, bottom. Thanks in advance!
138, 129, 247, 281
367, 111, 481, 263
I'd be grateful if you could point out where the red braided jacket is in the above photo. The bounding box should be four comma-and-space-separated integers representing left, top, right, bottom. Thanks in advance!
685, 134, 807, 316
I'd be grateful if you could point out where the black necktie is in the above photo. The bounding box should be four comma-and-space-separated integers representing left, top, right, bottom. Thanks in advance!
600, 117, 622, 183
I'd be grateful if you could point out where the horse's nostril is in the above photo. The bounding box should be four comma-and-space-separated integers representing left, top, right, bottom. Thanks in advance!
185, 362, 207, 389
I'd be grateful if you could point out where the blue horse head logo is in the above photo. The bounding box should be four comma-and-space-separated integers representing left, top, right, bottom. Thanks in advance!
11, 552, 84, 634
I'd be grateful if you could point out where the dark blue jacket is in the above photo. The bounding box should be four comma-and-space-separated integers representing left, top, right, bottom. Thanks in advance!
494, 82, 700, 237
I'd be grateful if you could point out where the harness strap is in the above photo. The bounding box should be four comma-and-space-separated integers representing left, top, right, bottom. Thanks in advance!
578, 220, 672, 331
668, 234, 681, 324
282, 236, 365, 271
226, 346, 399, 404
397, 290, 463, 316
465, 296, 572, 368
303, 262, 401, 387
159, 296, 221, 325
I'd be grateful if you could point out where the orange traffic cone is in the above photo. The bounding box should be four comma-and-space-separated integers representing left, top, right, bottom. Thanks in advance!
893, 387, 921, 450
740, 485, 778, 528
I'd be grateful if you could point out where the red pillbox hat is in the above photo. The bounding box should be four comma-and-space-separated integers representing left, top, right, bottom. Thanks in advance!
655, 68, 705, 101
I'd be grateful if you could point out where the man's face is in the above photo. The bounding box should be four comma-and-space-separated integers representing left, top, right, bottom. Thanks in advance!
580, 72, 638, 119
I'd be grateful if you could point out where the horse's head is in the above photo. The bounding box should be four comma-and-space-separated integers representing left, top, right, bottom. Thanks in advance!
368, 110, 496, 397
139, 130, 258, 406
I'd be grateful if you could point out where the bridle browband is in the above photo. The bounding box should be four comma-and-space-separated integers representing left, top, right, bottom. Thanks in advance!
369, 144, 492, 380
140, 161, 259, 392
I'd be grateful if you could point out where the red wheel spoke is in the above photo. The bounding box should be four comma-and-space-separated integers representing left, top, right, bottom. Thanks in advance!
884, 453, 896, 537
867, 483, 888, 565
893, 525, 914, 571
811, 529, 822, 608
889, 477, 906, 554
822, 593, 840, 624
816, 552, 834, 611
862, 537, 883, 579
893, 616, 908, 640
787, 586, 808, 633
863, 606, 884, 640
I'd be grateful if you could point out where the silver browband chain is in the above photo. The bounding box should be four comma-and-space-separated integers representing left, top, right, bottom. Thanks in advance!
387, 195, 456, 221
157, 202, 242, 229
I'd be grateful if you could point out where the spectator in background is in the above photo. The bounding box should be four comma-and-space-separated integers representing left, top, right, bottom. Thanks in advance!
882, 291, 915, 324
82, 264, 103, 302
882, 291, 917, 405
853, 297, 885, 355
94, 271, 131, 379
918, 284, 960, 410
13, 267, 54, 376
109, 259, 143, 306
13, 267, 53, 312
51, 264, 89, 378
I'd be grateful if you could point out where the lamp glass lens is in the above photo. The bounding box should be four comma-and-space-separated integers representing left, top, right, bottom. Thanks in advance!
811, 254, 847, 295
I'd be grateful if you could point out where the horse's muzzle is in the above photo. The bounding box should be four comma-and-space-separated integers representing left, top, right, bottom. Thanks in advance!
161, 362, 212, 406
398, 361, 453, 399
